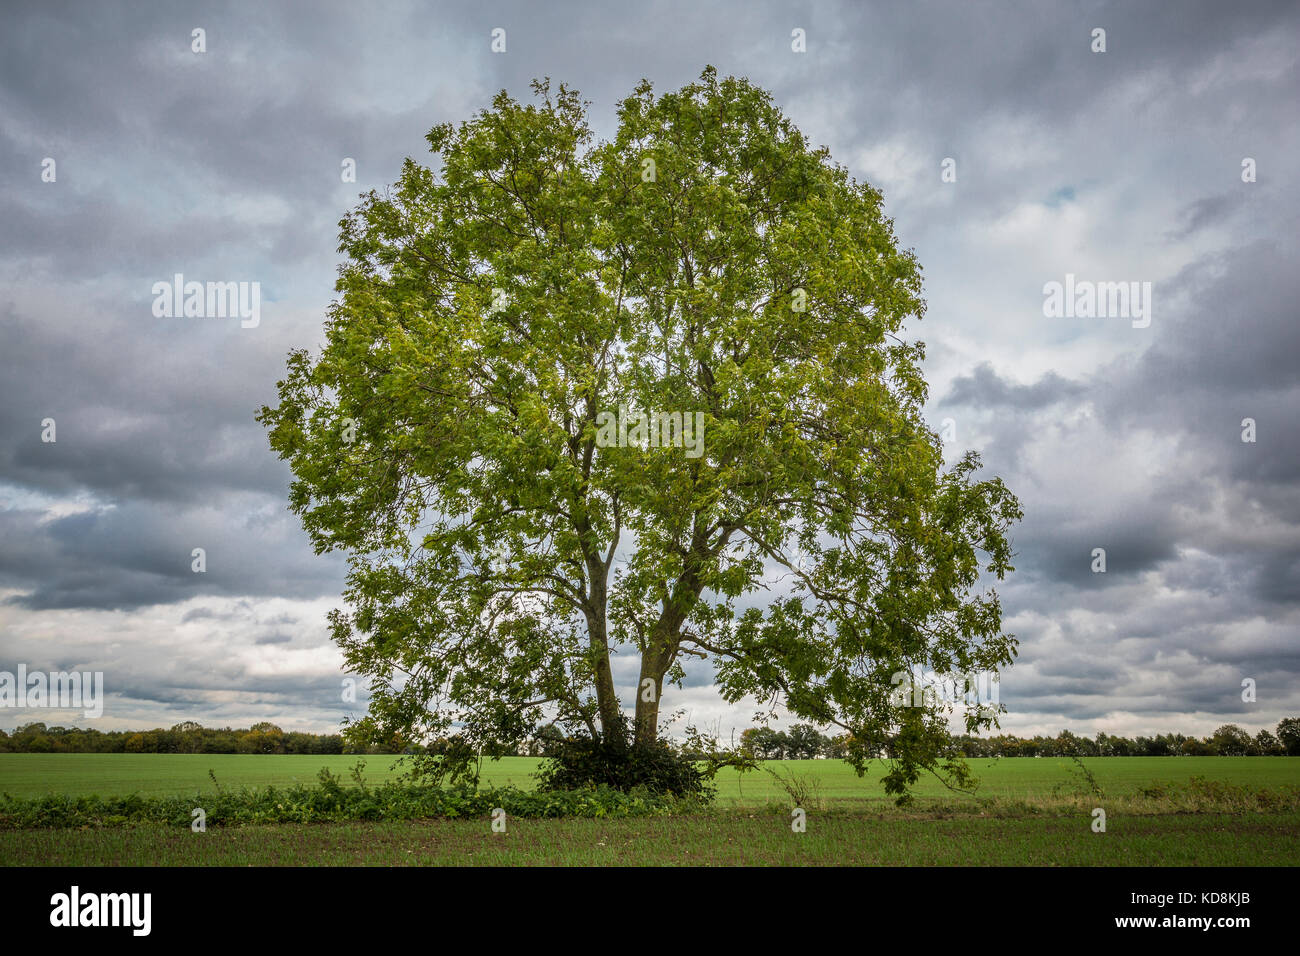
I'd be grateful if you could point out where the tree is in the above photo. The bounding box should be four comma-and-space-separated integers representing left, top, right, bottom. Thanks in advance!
740, 726, 785, 760
787, 723, 828, 759
738, 727, 764, 757
1254, 729, 1282, 756
1210, 724, 1252, 756
1277, 718, 1300, 756
1055, 730, 1088, 757
527, 724, 567, 757
259, 68, 1021, 799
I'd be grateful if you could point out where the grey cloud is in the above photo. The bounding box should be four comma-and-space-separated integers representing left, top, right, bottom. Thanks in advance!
1, 0, 1297, 734
0, 501, 346, 611
942, 363, 1086, 410
1166, 194, 1236, 240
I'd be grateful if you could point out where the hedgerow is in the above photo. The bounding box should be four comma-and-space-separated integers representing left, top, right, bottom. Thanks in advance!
0, 767, 707, 829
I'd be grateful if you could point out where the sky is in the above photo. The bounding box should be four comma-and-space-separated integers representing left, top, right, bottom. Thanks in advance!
1, 0, 1297, 741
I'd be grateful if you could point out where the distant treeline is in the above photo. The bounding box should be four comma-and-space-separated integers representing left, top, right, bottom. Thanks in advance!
0, 722, 355, 755
742, 721, 1300, 758
3, 718, 1298, 757
958, 724, 1300, 757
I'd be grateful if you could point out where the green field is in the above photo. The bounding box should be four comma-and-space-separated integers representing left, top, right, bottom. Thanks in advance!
1, 753, 1296, 804
6, 812, 1296, 866
3, 755, 1297, 865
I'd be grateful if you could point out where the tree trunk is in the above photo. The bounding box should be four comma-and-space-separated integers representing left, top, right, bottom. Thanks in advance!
633, 653, 662, 747
586, 576, 624, 745
633, 561, 707, 746
634, 622, 676, 747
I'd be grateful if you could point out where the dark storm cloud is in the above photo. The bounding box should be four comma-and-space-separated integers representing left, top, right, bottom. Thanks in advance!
942, 363, 1085, 410
1103, 242, 1300, 409
929, 246, 1300, 730
0, 302, 299, 505
0, 499, 346, 610
1166, 194, 1237, 240
1017, 510, 1182, 589
1087, 240, 1300, 606
98, 672, 352, 714
937, 235, 1300, 610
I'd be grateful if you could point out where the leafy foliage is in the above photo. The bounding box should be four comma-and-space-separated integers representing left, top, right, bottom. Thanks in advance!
534, 716, 713, 797
258, 67, 1023, 801
1276, 717, 1300, 756
0, 769, 700, 830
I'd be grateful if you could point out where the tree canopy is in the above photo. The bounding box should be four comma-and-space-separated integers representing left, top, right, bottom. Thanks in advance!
258, 67, 1022, 798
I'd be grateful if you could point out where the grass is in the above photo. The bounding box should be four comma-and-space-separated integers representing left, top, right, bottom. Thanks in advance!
2, 755, 1296, 865
3, 810, 1296, 866
2, 754, 1296, 803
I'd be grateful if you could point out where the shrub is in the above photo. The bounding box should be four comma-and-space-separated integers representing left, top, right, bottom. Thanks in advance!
534, 726, 714, 799
0, 775, 703, 830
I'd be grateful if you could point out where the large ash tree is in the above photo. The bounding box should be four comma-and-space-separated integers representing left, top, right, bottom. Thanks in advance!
259, 68, 1021, 797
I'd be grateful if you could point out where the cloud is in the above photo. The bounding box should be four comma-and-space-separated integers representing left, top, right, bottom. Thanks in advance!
1, 0, 1297, 736
942, 363, 1085, 410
